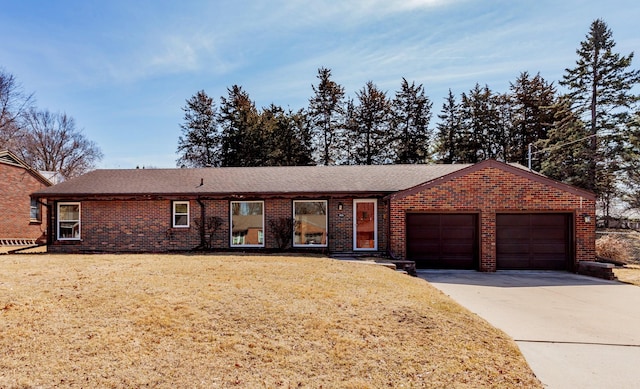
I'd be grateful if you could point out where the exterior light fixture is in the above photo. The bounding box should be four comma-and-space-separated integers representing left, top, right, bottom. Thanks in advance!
584, 215, 591, 223
338, 202, 343, 211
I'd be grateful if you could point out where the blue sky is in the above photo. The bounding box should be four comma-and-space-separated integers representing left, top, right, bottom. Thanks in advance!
1, 0, 638, 169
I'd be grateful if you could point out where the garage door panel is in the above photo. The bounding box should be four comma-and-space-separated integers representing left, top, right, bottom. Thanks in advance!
497, 214, 571, 270
531, 229, 565, 240
532, 258, 567, 270
442, 243, 474, 255
407, 214, 438, 226
408, 243, 440, 253
407, 213, 478, 269
532, 244, 567, 255
496, 257, 530, 269
498, 229, 530, 240
408, 229, 440, 240
497, 244, 528, 255
442, 214, 475, 226
442, 228, 475, 240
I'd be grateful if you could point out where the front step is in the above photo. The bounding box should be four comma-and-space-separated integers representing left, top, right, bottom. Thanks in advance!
331, 253, 416, 276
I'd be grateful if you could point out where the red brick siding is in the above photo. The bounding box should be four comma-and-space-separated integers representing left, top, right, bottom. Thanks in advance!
329, 198, 352, 252
389, 166, 596, 271
47, 196, 387, 254
0, 163, 49, 241
48, 199, 199, 252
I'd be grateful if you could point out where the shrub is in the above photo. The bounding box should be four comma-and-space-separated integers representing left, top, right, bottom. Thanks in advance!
596, 235, 631, 262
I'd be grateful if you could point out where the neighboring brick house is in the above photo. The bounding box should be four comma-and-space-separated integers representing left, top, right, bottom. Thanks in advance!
32, 160, 596, 272
0, 150, 52, 245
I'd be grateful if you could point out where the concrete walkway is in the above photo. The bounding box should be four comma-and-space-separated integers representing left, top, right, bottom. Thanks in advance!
417, 270, 640, 389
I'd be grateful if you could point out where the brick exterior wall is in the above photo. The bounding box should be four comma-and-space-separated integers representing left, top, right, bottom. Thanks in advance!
389, 163, 596, 271
0, 162, 49, 242
47, 197, 386, 254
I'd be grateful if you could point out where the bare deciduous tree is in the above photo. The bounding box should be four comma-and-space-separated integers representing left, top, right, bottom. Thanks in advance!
0, 68, 34, 150
20, 109, 103, 179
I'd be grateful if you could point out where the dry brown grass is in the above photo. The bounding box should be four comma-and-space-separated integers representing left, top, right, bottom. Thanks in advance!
614, 265, 640, 286
0, 254, 540, 388
597, 230, 640, 287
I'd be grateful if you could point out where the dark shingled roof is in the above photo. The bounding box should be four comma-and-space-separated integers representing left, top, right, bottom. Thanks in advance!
32, 164, 473, 197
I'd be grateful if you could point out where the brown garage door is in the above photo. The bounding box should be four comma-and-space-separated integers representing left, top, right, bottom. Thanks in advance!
496, 213, 572, 270
406, 213, 478, 269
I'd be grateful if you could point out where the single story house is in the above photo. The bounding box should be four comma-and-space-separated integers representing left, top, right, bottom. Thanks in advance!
0, 150, 52, 246
32, 160, 596, 272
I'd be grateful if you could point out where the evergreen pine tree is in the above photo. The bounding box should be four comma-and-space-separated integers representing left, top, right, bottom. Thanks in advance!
219, 85, 262, 167
176, 90, 221, 168
308, 67, 345, 165
509, 72, 557, 169
434, 89, 463, 163
353, 81, 393, 165
538, 96, 593, 189
391, 78, 433, 164
560, 18, 640, 197
261, 105, 314, 166
458, 84, 500, 163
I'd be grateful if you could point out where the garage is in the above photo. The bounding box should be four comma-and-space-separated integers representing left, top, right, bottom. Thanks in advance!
406, 213, 478, 269
496, 213, 572, 270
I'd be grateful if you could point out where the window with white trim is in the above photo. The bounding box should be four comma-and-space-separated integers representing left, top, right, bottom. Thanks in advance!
57, 202, 80, 240
231, 201, 264, 247
173, 201, 190, 228
293, 200, 327, 247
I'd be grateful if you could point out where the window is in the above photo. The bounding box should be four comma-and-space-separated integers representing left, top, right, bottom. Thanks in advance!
173, 201, 190, 228
30, 198, 41, 222
57, 202, 80, 240
231, 201, 264, 247
293, 200, 327, 247
354, 199, 377, 250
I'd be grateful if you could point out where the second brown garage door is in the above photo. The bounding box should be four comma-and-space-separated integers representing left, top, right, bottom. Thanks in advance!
406, 213, 478, 269
496, 213, 572, 270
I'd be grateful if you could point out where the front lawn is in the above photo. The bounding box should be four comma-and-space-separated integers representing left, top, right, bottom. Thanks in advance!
614, 264, 640, 286
0, 254, 540, 388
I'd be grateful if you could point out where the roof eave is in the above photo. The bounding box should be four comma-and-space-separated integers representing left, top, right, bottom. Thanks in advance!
31, 190, 395, 200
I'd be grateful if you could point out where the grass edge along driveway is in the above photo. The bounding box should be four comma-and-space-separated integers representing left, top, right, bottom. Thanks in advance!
0, 254, 541, 388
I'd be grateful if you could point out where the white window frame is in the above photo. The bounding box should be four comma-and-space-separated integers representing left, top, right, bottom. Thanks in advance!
230, 200, 265, 248
293, 200, 328, 247
172, 201, 190, 228
57, 202, 81, 240
353, 199, 378, 251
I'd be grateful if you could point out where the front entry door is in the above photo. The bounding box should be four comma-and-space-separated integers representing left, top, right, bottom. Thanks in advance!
354, 199, 377, 250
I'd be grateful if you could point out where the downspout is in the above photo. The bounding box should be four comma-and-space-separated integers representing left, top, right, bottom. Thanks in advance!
384, 196, 395, 259
196, 197, 206, 250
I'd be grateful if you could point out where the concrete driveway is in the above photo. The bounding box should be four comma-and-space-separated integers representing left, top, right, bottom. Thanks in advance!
417, 270, 640, 389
